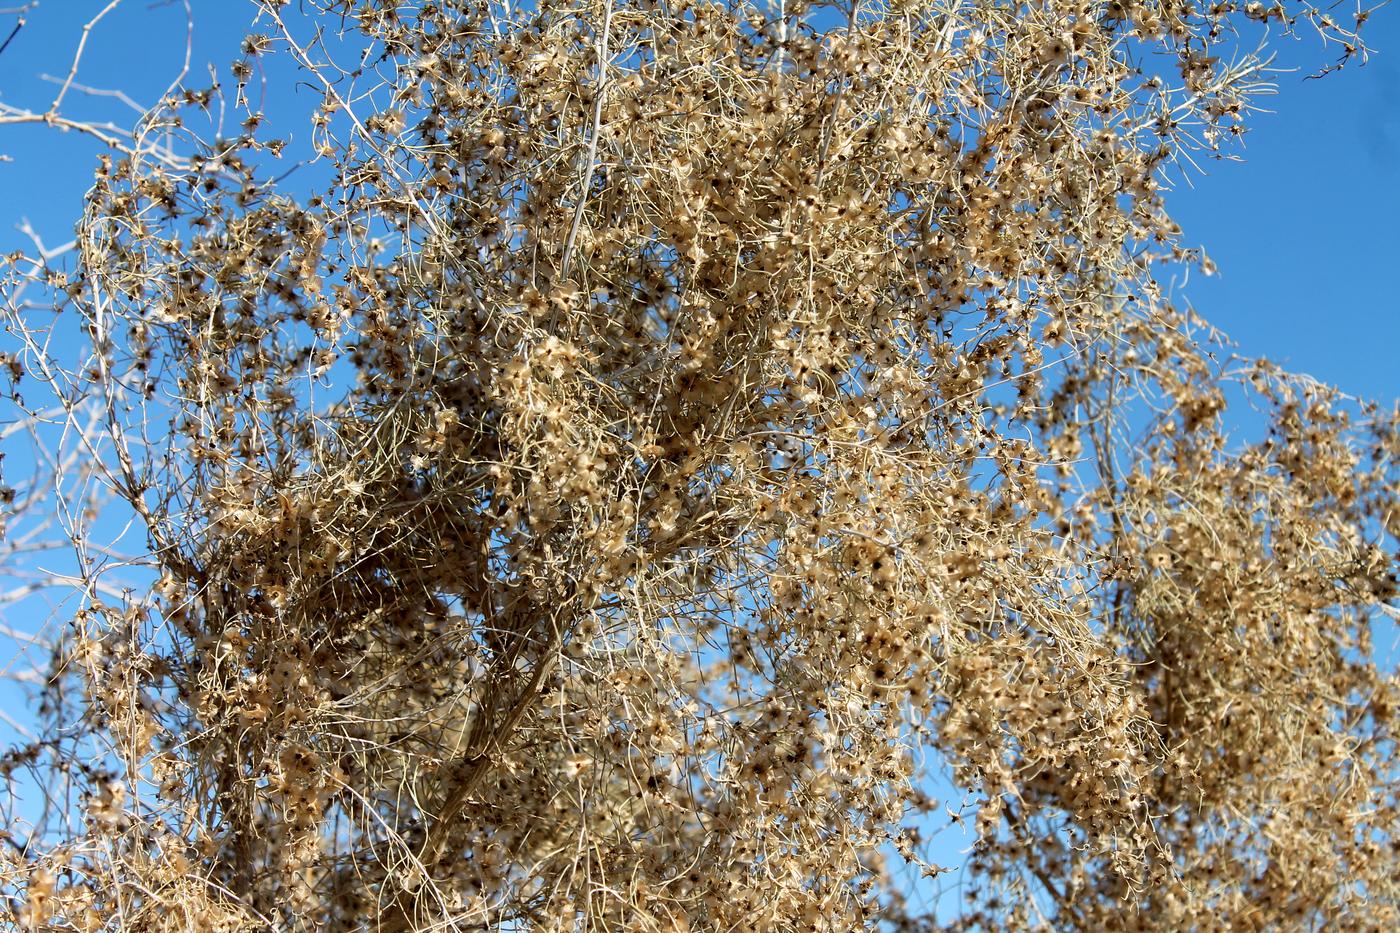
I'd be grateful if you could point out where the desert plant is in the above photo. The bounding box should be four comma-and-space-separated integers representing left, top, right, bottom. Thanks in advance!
1, 0, 1396, 930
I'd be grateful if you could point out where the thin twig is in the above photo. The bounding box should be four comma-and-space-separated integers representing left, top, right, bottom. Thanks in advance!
559, 0, 615, 282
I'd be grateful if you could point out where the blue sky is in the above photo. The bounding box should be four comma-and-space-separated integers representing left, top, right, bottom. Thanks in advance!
1162, 20, 1400, 404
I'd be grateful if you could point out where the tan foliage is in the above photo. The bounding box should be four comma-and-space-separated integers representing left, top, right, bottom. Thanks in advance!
1, 0, 1395, 930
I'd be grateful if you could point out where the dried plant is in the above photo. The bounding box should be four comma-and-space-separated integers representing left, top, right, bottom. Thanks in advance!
1, 0, 1396, 930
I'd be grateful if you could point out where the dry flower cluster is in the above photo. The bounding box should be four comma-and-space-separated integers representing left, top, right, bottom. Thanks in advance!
1, 0, 1397, 930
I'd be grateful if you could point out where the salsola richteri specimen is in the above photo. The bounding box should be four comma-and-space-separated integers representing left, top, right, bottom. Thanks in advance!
0, 0, 1395, 930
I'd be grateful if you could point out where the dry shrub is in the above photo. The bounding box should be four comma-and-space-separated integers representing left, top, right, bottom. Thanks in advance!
1, 0, 1396, 930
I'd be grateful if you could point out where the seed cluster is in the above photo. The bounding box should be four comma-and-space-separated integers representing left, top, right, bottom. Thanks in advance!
1, 0, 1395, 931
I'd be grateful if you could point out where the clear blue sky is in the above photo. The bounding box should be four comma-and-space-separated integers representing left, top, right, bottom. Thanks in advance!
1161, 19, 1400, 405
